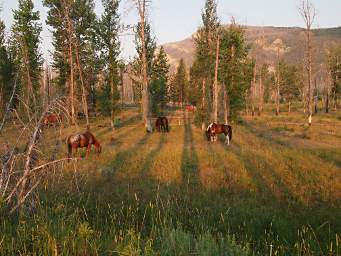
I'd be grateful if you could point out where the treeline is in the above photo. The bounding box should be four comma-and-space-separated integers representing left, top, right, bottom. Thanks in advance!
0, 0, 340, 131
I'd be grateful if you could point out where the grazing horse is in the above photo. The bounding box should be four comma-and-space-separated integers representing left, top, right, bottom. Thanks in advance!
43, 114, 63, 127
155, 116, 169, 133
206, 123, 232, 145
67, 131, 101, 160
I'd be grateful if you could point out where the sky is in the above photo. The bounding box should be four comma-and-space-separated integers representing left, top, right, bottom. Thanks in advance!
1, 0, 341, 63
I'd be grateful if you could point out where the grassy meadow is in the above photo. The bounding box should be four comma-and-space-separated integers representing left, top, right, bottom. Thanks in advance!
1, 107, 341, 255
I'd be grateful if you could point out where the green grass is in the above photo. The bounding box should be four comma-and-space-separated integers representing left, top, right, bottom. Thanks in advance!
0, 108, 341, 255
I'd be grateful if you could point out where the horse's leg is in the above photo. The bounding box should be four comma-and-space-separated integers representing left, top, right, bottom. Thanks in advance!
86, 145, 91, 158
225, 133, 230, 145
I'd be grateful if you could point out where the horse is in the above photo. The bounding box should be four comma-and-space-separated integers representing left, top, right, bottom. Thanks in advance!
185, 105, 196, 112
43, 114, 63, 127
67, 131, 101, 161
205, 123, 232, 145
155, 116, 169, 133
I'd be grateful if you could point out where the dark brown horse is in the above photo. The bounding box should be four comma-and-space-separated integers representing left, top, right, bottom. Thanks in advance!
205, 123, 232, 145
43, 114, 63, 127
155, 116, 169, 133
67, 131, 101, 160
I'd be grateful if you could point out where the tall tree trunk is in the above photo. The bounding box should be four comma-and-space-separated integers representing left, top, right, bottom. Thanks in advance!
258, 69, 263, 116
276, 47, 280, 116
75, 43, 89, 129
68, 43, 75, 125
110, 69, 115, 130
64, 0, 75, 125
21, 39, 36, 110
252, 65, 256, 117
137, 0, 151, 132
213, 35, 220, 123
223, 88, 229, 124
288, 101, 291, 113
201, 79, 206, 131
299, 0, 315, 126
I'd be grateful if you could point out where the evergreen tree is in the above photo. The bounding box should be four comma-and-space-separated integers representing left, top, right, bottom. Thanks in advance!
327, 45, 341, 110
97, 0, 121, 127
44, 0, 69, 95
11, 0, 42, 109
192, 0, 219, 127
279, 61, 304, 112
174, 59, 188, 106
219, 22, 251, 120
132, 21, 156, 111
0, 17, 15, 112
134, 22, 156, 78
45, 0, 97, 125
150, 46, 170, 114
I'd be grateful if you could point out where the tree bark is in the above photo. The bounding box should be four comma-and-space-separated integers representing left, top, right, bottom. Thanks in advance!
110, 69, 115, 130
276, 47, 280, 116
223, 88, 229, 124
299, 0, 315, 126
201, 79, 206, 131
137, 0, 152, 132
258, 69, 263, 115
74, 43, 90, 129
213, 35, 220, 123
64, 0, 76, 125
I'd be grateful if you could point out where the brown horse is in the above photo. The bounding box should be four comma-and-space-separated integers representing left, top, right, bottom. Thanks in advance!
155, 116, 169, 133
67, 131, 101, 160
43, 114, 63, 127
205, 123, 232, 145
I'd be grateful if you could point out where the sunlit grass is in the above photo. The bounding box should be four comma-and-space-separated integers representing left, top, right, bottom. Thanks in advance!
0, 107, 341, 255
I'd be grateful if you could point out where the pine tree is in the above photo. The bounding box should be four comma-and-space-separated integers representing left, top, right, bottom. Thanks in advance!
0, 18, 15, 112
133, 20, 156, 122
327, 45, 341, 111
45, 0, 97, 126
219, 22, 251, 120
279, 61, 304, 112
150, 46, 170, 115
192, 0, 219, 128
11, 0, 42, 109
97, 0, 121, 128
174, 59, 188, 106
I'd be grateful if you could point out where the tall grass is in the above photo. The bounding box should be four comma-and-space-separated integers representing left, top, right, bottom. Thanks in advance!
0, 108, 340, 255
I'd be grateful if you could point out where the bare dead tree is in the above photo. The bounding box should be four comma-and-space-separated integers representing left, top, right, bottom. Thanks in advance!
0, 75, 18, 134
2, 98, 71, 214
299, 0, 316, 126
132, 0, 152, 132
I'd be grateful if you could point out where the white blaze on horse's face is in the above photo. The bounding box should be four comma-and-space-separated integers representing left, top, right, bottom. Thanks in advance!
70, 134, 81, 144
207, 123, 214, 132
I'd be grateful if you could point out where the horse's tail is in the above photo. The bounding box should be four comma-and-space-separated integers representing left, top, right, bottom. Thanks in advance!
67, 137, 72, 160
166, 118, 169, 132
228, 125, 232, 141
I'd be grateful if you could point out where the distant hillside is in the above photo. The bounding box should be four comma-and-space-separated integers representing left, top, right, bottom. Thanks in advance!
162, 26, 341, 72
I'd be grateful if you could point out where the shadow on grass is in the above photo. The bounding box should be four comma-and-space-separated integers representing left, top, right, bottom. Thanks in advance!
228, 142, 298, 204
139, 133, 166, 177
101, 132, 151, 176
242, 121, 341, 169
181, 113, 200, 188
